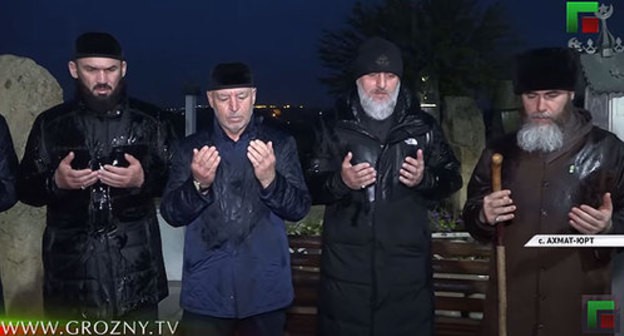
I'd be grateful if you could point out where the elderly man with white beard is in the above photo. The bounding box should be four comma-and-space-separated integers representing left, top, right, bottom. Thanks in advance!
463, 47, 624, 335
306, 37, 462, 336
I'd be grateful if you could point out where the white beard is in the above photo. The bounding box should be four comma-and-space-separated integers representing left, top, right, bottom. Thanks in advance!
357, 82, 400, 120
516, 118, 564, 153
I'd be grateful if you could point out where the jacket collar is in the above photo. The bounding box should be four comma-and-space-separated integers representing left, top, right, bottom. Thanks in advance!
334, 88, 431, 143
212, 114, 260, 144
544, 108, 593, 163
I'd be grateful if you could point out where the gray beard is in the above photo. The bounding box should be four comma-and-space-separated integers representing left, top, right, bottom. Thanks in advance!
517, 121, 564, 153
357, 82, 400, 120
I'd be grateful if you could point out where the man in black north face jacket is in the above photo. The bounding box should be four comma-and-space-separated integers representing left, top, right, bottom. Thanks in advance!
306, 37, 462, 336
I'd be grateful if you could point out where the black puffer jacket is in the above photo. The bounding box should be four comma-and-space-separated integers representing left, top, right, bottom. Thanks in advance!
306, 89, 462, 336
0, 114, 18, 315
18, 97, 176, 318
0, 114, 17, 213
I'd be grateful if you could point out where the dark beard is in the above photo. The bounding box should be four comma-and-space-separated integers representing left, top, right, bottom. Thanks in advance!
75, 79, 126, 114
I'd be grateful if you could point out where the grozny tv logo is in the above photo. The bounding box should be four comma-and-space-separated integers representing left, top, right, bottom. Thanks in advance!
583, 296, 619, 333
566, 1, 599, 33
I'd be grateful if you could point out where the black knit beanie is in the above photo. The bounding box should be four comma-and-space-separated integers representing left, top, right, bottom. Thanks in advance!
352, 37, 403, 79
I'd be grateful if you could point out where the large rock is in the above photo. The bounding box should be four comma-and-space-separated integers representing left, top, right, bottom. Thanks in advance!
441, 96, 485, 216
0, 54, 63, 316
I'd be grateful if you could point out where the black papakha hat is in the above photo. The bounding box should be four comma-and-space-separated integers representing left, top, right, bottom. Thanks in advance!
352, 37, 403, 79
208, 62, 254, 91
513, 47, 579, 94
74, 32, 123, 60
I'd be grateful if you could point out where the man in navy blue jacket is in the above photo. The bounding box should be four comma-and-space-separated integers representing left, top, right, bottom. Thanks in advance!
160, 62, 310, 336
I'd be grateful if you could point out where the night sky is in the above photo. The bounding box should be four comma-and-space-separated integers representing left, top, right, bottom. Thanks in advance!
1, 0, 623, 109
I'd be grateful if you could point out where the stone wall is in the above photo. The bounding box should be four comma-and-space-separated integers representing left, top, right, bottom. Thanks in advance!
441, 96, 485, 216
0, 55, 63, 316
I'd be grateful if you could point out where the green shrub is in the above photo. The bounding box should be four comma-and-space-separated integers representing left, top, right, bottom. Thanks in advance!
428, 207, 464, 232
287, 205, 324, 236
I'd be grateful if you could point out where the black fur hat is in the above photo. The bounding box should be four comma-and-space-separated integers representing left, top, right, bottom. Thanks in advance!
352, 37, 403, 79
74, 32, 123, 60
513, 47, 579, 94
209, 62, 254, 91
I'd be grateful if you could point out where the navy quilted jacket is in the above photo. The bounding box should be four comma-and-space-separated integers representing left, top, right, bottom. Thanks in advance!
160, 116, 310, 318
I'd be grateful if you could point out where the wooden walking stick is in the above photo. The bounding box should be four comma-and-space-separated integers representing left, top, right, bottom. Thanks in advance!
491, 153, 507, 336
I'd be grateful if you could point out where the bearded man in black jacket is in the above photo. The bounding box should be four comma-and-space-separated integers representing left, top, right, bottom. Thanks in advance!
18, 32, 176, 320
306, 37, 462, 336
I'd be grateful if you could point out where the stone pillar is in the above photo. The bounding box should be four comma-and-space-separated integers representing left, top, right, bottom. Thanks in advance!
491, 80, 521, 139
183, 85, 200, 136
0, 55, 63, 316
441, 96, 485, 217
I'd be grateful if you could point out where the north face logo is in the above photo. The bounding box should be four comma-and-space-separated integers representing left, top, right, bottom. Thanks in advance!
376, 54, 390, 67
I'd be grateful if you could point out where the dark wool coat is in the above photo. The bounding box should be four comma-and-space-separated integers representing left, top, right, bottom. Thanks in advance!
463, 109, 624, 336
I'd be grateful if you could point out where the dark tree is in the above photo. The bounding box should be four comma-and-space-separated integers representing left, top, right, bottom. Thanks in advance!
318, 0, 520, 99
